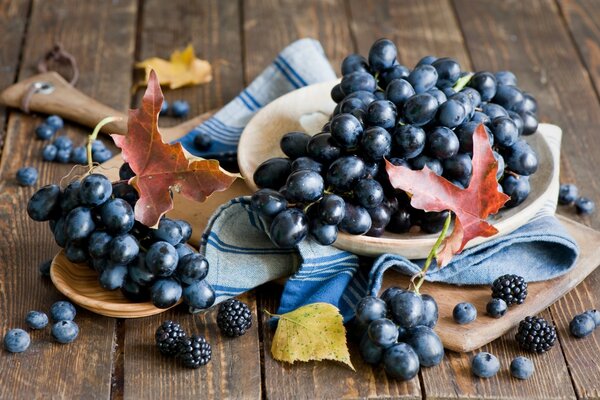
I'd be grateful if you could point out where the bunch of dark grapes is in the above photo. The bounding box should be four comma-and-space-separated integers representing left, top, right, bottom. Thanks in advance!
251, 38, 540, 248
26, 163, 215, 312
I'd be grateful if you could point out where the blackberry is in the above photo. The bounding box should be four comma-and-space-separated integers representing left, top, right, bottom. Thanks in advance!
155, 320, 187, 357
217, 299, 252, 337
491, 274, 527, 306
178, 335, 212, 368
516, 316, 556, 353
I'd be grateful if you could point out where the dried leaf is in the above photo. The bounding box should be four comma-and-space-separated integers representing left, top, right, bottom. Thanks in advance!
136, 45, 212, 89
112, 70, 237, 227
271, 303, 354, 370
386, 124, 509, 266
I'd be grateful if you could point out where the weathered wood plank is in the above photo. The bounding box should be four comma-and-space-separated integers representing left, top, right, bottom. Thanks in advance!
454, 0, 600, 398
0, 0, 31, 150
121, 1, 261, 399
0, 1, 137, 399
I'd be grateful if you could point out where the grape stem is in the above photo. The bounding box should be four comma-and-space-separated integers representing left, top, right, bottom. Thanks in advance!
413, 211, 452, 293
86, 116, 122, 170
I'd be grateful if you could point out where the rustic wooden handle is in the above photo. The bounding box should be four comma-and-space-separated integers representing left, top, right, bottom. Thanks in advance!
0, 71, 128, 135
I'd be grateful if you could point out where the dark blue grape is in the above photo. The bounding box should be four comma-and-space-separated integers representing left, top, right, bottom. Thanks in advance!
360, 127, 391, 160
65, 207, 95, 241
177, 253, 209, 284
493, 151, 505, 180
128, 254, 155, 286
468, 71, 497, 101
367, 205, 392, 229
339, 203, 371, 235
341, 71, 377, 94
490, 116, 519, 147
119, 163, 135, 180
326, 156, 366, 191
390, 291, 424, 328
420, 211, 450, 233
253, 157, 291, 190
443, 153, 472, 184
368, 318, 399, 348
319, 194, 345, 225
193, 131, 212, 150
502, 175, 530, 207
99, 264, 128, 290
364, 160, 380, 177
347, 90, 377, 106
520, 111, 538, 135
419, 294, 439, 328
387, 207, 412, 232
341, 54, 369, 75
52, 217, 67, 247
359, 334, 383, 365
366, 100, 397, 129
416, 55, 437, 66
354, 179, 384, 208
385, 79, 415, 108
495, 70, 517, 86
153, 218, 183, 245
250, 189, 288, 217
65, 241, 89, 263
403, 93, 438, 126
393, 124, 426, 159
100, 198, 135, 234
471, 111, 491, 126
331, 83, 345, 103
373, 90, 386, 100
330, 113, 363, 149
79, 174, 112, 206
432, 57, 460, 87
339, 97, 367, 114
355, 296, 387, 324
309, 219, 337, 245
146, 241, 179, 277
280, 131, 311, 159
437, 99, 466, 128
269, 208, 308, 248
383, 343, 420, 381
506, 140, 538, 176
411, 155, 443, 176
482, 103, 509, 120
176, 243, 194, 259
285, 170, 324, 203
59, 180, 81, 213
516, 93, 538, 114
88, 231, 113, 258
368, 38, 397, 72
388, 157, 410, 168
109, 234, 139, 264
183, 280, 215, 309
455, 122, 493, 154
405, 325, 444, 367
121, 279, 150, 302
427, 127, 459, 159
427, 88, 447, 105
508, 110, 524, 135
112, 182, 139, 207
493, 85, 524, 111
461, 87, 482, 108
151, 278, 182, 308
290, 157, 321, 174
27, 184, 61, 221
379, 65, 410, 88
407, 65, 438, 93
176, 220, 192, 242
450, 92, 474, 119
306, 133, 342, 164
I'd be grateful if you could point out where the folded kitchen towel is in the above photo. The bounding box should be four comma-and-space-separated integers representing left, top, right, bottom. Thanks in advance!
196, 39, 579, 321
175, 38, 337, 163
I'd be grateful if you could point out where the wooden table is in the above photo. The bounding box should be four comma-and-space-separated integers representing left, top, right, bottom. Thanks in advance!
1, 0, 600, 399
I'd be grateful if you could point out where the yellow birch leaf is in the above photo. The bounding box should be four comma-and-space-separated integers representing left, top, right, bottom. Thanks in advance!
135, 45, 212, 89
270, 303, 355, 370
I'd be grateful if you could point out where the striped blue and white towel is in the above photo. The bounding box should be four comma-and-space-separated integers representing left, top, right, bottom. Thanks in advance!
175, 38, 336, 163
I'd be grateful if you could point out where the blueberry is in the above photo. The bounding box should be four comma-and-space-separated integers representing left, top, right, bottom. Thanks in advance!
25, 311, 49, 329
160, 100, 169, 116
4, 329, 30, 352
355, 296, 387, 325
171, 100, 190, 118
471, 352, 500, 378
50, 301, 76, 322
46, 115, 64, 131
453, 302, 477, 324
91, 139, 106, 153
419, 294, 439, 328
359, 334, 383, 364
35, 124, 55, 140
584, 309, 600, 327
16, 167, 38, 186
575, 197, 595, 215
405, 325, 444, 367
42, 144, 58, 161
559, 184, 578, 205
51, 320, 79, 344
56, 149, 72, 163
390, 291, 424, 328
486, 298, 508, 318
70, 146, 88, 165
383, 343, 420, 380
367, 318, 399, 348
182, 280, 215, 309
510, 356, 534, 380
92, 148, 113, 163
53, 136, 73, 151
193, 130, 212, 150
569, 313, 596, 338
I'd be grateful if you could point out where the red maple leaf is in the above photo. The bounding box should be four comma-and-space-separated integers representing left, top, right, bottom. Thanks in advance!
112, 70, 238, 227
385, 124, 509, 266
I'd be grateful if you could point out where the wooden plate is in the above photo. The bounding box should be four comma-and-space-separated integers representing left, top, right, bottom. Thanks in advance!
50, 250, 180, 318
237, 80, 559, 258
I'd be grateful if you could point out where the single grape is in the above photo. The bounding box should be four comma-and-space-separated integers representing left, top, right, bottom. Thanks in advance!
437, 99, 466, 128
326, 156, 366, 191
368, 38, 397, 72
419, 294, 439, 328
99, 264, 128, 290
355, 296, 387, 324
411, 155, 443, 176
367, 204, 392, 229
153, 218, 183, 246
112, 182, 139, 207
354, 179, 384, 208
306, 133, 342, 164
383, 343, 420, 381
502, 175, 530, 207
482, 103, 509, 120
420, 210, 450, 234
390, 291, 424, 328
505, 140, 538, 176
250, 188, 288, 217
490, 116, 519, 147
471, 111, 491, 126
253, 157, 292, 190
405, 325, 444, 367
65, 206, 96, 241
508, 110, 524, 135
309, 219, 337, 245
468, 71, 497, 101
359, 334, 383, 365
291, 157, 322, 173
285, 170, 324, 203
495, 70, 517, 86
367, 318, 399, 348
128, 254, 155, 286
65, 241, 89, 263
341, 71, 377, 94
176, 220, 192, 242
385, 79, 415, 108
432, 57, 460, 88
330, 113, 363, 149
460, 87, 482, 108
360, 126, 391, 160
443, 153, 472, 185
520, 111, 538, 135
493, 151, 505, 181
393, 125, 426, 159
88, 231, 113, 258
146, 241, 179, 277
280, 131, 311, 159
176, 253, 209, 284
493, 85, 524, 111
427, 127, 459, 159
183, 280, 215, 309
416, 55, 437, 67
341, 54, 369, 76
339, 203, 371, 235
365, 100, 397, 129
109, 234, 139, 264
269, 208, 308, 248
80, 174, 112, 206
121, 279, 150, 302
450, 92, 474, 119
403, 93, 438, 126
27, 184, 61, 221
516, 93, 538, 114
100, 198, 135, 234
119, 163, 135, 180
379, 64, 410, 88
151, 278, 182, 308
407, 65, 438, 93
319, 194, 346, 225
427, 88, 447, 105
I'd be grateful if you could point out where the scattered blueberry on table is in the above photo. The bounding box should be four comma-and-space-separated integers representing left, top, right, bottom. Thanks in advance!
45, 115, 64, 131
160, 100, 169, 116
486, 298, 508, 318
50, 301, 77, 322
584, 309, 600, 327
471, 352, 500, 378
3, 329, 30, 353
70, 146, 88, 164
16, 167, 38, 186
510, 356, 534, 380
25, 310, 49, 329
35, 124, 55, 140
453, 302, 477, 324
42, 144, 58, 161
558, 183, 578, 205
171, 100, 190, 118
575, 197, 595, 215
51, 320, 79, 344
569, 312, 596, 338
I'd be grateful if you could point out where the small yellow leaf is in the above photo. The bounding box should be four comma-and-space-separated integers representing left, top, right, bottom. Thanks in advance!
270, 303, 354, 370
136, 45, 212, 89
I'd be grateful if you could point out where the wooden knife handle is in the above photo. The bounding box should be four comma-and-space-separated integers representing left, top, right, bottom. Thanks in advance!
0, 72, 127, 135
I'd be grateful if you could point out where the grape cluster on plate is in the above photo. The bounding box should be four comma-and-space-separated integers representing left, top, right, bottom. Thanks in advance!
251, 38, 540, 248
26, 164, 215, 311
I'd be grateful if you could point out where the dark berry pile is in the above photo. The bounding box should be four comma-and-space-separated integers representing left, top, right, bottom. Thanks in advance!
154, 321, 212, 368
217, 299, 253, 337
558, 183, 595, 215
251, 38, 540, 248
491, 274, 528, 306
26, 166, 215, 311
515, 316, 556, 353
349, 288, 443, 381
